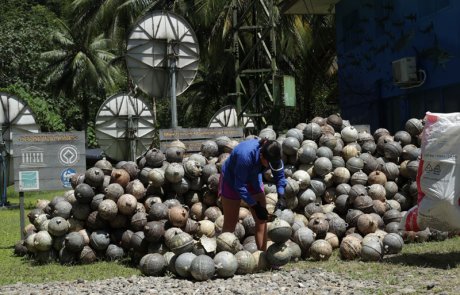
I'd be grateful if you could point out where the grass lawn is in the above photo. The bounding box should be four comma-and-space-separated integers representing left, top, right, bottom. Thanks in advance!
287, 236, 460, 294
1, 187, 459, 293
0, 187, 140, 286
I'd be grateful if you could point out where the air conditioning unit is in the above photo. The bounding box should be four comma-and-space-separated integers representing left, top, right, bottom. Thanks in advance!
392, 57, 418, 86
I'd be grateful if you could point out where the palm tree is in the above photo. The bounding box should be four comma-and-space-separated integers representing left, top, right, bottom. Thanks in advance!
174, 0, 236, 126
65, 0, 338, 129
178, 1, 338, 128
41, 19, 123, 141
70, 0, 174, 51
68, 0, 234, 127
293, 14, 338, 122
68, 0, 181, 130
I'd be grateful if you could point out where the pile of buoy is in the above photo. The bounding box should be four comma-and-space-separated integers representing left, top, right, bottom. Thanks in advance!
14, 114, 451, 280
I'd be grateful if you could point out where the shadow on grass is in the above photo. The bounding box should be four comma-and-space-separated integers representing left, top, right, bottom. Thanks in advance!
383, 251, 460, 269
0, 246, 14, 250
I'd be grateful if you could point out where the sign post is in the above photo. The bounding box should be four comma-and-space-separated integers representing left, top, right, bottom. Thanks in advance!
19, 191, 25, 240
0, 126, 8, 207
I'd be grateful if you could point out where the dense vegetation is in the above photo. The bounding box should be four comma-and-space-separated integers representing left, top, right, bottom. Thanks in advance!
0, 0, 338, 146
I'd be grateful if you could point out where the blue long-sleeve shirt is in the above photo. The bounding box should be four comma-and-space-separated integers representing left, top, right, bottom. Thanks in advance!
221, 139, 287, 206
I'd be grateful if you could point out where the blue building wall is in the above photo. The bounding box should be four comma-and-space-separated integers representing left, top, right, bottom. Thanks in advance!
335, 0, 460, 132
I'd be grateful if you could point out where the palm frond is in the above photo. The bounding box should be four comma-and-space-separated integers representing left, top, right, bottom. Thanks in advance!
40, 50, 69, 62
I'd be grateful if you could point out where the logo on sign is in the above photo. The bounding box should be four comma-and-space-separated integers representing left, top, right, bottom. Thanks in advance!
61, 168, 76, 188
19, 171, 40, 191
59, 145, 79, 166
20, 146, 45, 167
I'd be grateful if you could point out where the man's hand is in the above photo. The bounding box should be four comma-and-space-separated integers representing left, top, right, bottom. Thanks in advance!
275, 194, 286, 212
252, 202, 268, 221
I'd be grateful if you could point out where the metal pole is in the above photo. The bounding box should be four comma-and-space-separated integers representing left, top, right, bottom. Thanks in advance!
252, 3, 261, 131
169, 41, 178, 129
0, 129, 7, 206
149, 96, 158, 150
127, 114, 136, 162
152, 96, 157, 126
269, 0, 280, 132
233, 0, 243, 127
19, 191, 25, 240
0, 153, 4, 206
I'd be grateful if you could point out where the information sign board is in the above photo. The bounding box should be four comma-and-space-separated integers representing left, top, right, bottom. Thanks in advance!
13, 132, 86, 191
159, 127, 244, 153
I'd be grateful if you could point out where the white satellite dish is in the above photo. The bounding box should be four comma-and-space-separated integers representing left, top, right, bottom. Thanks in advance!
95, 93, 155, 162
208, 105, 255, 128
126, 11, 200, 128
0, 92, 40, 204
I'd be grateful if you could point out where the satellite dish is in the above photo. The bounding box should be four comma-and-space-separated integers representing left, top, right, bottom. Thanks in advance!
0, 92, 40, 205
126, 11, 200, 128
208, 105, 255, 128
95, 93, 155, 162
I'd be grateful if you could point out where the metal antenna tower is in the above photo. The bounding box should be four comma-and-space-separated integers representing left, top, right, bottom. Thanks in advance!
231, 0, 278, 131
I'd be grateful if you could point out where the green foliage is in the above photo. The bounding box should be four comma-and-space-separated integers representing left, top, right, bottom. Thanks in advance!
155, 97, 172, 129
31, 0, 73, 17
53, 96, 82, 130
0, 84, 66, 132
173, 2, 339, 130
0, 1, 59, 90
41, 21, 121, 98
40, 18, 125, 142
310, 79, 340, 118
291, 15, 339, 122
86, 121, 98, 148
1, 0, 340, 146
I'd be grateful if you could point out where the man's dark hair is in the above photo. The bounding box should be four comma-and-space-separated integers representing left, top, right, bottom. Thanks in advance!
259, 139, 282, 168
